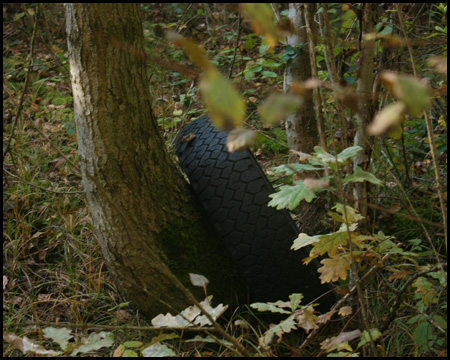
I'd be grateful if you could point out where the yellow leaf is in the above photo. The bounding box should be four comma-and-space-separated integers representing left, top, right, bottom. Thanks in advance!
338, 306, 353, 316
318, 256, 351, 283
367, 102, 407, 137
258, 93, 303, 125
226, 128, 256, 152
388, 124, 403, 139
167, 32, 211, 71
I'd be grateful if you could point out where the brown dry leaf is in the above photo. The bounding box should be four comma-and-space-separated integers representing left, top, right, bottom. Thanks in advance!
320, 330, 361, 353
3, 332, 60, 355
388, 270, 413, 281
303, 78, 325, 89
38, 248, 47, 261
113, 344, 125, 357
428, 57, 447, 76
303, 178, 330, 190
37, 293, 52, 301
295, 306, 318, 333
317, 310, 337, 324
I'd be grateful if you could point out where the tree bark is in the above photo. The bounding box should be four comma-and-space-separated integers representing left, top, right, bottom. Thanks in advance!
353, 4, 378, 220
65, 3, 244, 318
284, 3, 318, 158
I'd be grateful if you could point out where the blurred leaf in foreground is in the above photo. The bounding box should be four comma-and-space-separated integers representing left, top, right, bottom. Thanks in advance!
240, 3, 280, 49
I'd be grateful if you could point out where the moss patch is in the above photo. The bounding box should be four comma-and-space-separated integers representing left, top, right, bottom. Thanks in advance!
253, 128, 289, 155
157, 216, 247, 307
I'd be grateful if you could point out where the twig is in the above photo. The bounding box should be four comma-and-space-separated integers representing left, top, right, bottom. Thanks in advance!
3, 4, 40, 161
304, 3, 328, 154
228, 15, 241, 80
5, 321, 215, 332
175, 4, 193, 32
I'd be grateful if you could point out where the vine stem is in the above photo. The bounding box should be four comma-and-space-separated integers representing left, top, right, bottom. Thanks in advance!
3, 4, 40, 161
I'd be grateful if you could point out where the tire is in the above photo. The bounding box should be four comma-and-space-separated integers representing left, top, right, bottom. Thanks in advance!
176, 116, 334, 307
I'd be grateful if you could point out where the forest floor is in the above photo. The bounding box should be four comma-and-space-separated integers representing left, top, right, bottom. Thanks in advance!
3, 3, 447, 357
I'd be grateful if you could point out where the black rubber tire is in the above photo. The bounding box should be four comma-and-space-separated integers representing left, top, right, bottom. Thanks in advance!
176, 116, 333, 306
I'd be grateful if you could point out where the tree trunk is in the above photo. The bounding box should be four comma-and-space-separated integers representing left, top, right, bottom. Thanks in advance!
284, 3, 318, 158
353, 4, 378, 221
65, 3, 244, 318
284, 4, 326, 234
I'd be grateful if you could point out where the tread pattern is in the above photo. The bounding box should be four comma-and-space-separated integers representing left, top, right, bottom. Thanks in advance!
176, 116, 333, 305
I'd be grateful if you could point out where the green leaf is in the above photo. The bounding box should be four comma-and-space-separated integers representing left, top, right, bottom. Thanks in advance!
397, 76, 432, 116
343, 166, 384, 186
42, 327, 73, 351
268, 180, 316, 210
292, 233, 321, 251
123, 349, 139, 357
70, 332, 115, 356
123, 341, 143, 348
314, 146, 336, 163
141, 342, 176, 357
357, 329, 382, 348
313, 146, 362, 167
413, 321, 432, 348
288, 293, 304, 310
432, 315, 447, 330
333, 203, 365, 223
13, 12, 26, 21
259, 314, 297, 350
336, 146, 363, 162
250, 302, 291, 314
309, 231, 348, 259
274, 163, 321, 175
261, 70, 278, 78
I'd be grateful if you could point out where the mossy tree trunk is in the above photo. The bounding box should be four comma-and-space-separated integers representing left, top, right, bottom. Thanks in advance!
65, 3, 243, 318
